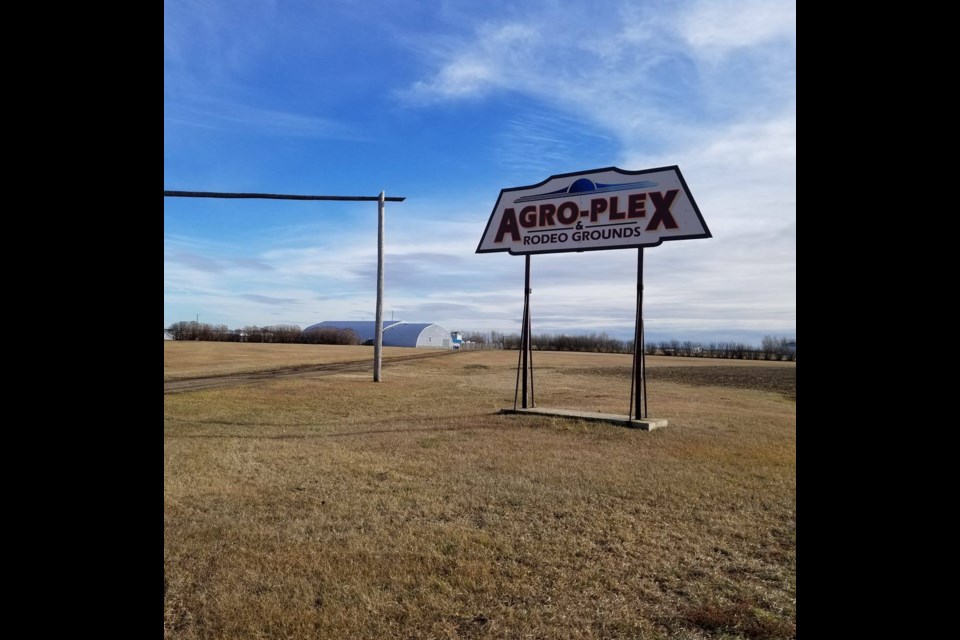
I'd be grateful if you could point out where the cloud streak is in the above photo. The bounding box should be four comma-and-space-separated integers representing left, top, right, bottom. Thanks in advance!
164, 100, 362, 141
242, 294, 300, 305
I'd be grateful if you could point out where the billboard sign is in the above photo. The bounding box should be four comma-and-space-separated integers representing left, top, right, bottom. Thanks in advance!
476, 166, 710, 255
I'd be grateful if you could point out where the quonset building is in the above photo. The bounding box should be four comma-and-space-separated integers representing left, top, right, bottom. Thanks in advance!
302, 321, 454, 348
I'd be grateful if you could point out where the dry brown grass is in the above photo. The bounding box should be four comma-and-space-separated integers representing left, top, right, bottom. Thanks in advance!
164, 342, 432, 381
165, 346, 796, 639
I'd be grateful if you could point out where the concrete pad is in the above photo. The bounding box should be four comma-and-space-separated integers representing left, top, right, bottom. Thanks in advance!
500, 407, 668, 430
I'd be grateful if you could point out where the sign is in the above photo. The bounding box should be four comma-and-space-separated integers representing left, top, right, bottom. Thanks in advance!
476, 166, 710, 255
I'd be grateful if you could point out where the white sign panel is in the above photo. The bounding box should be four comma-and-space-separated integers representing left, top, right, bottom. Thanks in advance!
476, 166, 710, 255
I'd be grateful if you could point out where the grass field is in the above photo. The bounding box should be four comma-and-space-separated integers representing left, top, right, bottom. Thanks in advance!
164, 344, 796, 639
164, 342, 424, 380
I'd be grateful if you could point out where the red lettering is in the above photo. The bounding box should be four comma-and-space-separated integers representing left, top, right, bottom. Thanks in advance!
646, 190, 680, 231
628, 193, 646, 218
495, 209, 520, 242
556, 201, 579, 225
590, 198, 607, 223
519, 206, 537, 228
609, 196, 625, 220
538, 203, 556, 227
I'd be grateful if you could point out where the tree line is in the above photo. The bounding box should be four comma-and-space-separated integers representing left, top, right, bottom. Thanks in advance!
460, 331, 796, 360
652, 336, 796, 360
166, 321, 359, 345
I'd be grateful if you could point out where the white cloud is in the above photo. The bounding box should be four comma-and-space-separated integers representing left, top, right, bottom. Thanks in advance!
164, 99, 360, 140
403, 22, 540, 102
681, 0, 796, 59
401, 1, 795, 144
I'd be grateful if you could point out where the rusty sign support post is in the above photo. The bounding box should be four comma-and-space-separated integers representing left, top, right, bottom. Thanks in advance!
628, 248, 647, 420
513, 255, 535, 409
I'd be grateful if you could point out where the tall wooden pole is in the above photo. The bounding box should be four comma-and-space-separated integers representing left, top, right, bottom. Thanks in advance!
163, 189, 404, 378
374, 191, 385, 382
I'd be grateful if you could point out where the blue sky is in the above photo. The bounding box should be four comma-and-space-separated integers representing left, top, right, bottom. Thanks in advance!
164, 0, 795, 344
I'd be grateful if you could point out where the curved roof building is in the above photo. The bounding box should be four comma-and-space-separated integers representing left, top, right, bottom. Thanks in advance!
302, 321, 452, 348
301, 320, 402, 344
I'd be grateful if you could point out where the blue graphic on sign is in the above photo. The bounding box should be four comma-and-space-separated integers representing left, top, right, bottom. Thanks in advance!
513, 178, 658, 204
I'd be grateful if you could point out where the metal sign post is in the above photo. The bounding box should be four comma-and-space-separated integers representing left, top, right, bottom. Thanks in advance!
628, 248, 647, 420
513, 255, 535, 409
522, 257, 528, 407
526, 255, 535, 408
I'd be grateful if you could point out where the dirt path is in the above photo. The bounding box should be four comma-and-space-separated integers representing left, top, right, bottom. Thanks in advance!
164, 350, 457, 394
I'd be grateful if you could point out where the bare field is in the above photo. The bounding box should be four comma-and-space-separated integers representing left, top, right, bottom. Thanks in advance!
164, 345, 796, 639
164, 342, 430, 381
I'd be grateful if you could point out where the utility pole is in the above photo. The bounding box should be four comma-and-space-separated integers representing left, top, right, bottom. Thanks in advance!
163, 189, 405, 380
374, 191, 385, 382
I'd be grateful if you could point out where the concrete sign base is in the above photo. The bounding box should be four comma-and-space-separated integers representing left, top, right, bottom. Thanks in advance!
500, 407, 668, 431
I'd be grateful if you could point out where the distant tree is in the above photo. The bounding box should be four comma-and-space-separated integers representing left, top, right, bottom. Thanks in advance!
299, 327, 359, 345
459, 330, 644, 353
778, 337, 792, 361
502, 333, 522, 350
263, 325, 302, 343
210, 324, 231, 341
167, 321, 191, 340
761, 335, 779, 360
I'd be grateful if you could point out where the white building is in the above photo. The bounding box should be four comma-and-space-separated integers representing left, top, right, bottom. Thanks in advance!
301, 321, 454, 348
